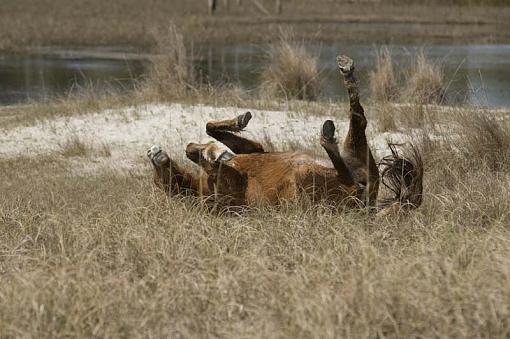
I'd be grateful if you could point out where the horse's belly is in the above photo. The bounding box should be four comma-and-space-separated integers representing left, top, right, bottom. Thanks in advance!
243, 169, 298, 206
228, 152, 343, 206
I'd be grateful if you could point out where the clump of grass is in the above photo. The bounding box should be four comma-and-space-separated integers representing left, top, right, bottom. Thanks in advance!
455, 109, 510, 171
144, 24, 195, 98
58, 135, 111, 158
58, 135, 92, 157
403, 51, 445, 105
260, 30, 321, 101
369, 48, 447, 110
369, 46, 399, 102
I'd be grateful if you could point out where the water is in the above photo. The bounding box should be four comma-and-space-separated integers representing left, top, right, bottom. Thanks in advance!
1, 44, 510, 107
198, 44, 510, 107
0, 49, 146, 105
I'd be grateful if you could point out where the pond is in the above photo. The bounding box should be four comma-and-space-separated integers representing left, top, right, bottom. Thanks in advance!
1, 44, 510, 107
0, 49, 147, 105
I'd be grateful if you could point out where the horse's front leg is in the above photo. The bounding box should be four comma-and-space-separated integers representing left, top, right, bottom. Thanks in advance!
147, 145, 208, 197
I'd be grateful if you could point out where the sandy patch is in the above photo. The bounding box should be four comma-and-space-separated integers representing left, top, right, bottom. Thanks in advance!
0, 103, 411, 175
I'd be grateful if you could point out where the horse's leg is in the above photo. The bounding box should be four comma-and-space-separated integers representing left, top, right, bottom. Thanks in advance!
337, 55, 380, 207
206, 111, 265, 154
147, 145, 207, 196
320, 120, 356, 187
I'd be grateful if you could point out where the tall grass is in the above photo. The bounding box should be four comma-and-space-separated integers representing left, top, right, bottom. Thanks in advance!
2, 106, 510, 336
144, 25, 195, 99
369, 48, 446, 105
404, 51, 445, 105
454, 109, 510, 171
260, 30, 321, 101
369, 46, 399, 102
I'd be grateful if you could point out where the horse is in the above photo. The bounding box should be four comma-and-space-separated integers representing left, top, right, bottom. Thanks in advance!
147, 55, 423, 214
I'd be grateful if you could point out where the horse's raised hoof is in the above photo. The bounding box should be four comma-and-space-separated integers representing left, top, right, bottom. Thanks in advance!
321, 120, 337, 144
147, 145, 170, 167
147, 145, 162, 159
237, 111, 252, 131
336, 55, 354, 76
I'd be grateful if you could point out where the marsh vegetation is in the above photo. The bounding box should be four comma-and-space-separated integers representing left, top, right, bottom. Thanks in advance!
2, 103, 510, 337
2, 1, 510, 337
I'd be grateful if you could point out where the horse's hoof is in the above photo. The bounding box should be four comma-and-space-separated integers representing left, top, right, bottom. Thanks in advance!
148, 145, 169, 167
147, 145, 162, 159
237, 111, 252, 131
321, 120, 337, 143
336, 55, 354, 75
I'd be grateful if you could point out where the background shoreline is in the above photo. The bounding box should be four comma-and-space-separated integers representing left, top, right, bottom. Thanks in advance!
1, 1, 510, 52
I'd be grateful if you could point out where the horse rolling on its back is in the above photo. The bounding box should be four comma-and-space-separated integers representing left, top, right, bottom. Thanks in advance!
148, 55, 423, 214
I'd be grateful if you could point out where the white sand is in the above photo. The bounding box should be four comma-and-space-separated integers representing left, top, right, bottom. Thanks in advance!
0, 103, 411, 175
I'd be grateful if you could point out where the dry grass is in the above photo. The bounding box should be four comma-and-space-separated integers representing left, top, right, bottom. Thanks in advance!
0, 23, 508, 335
2, 104, 510, 337
372, 103, 442, 132
403, 51, 446, 105
372, 103, 398, 132
0, 84, 342, 130
143, 25, 196, 99
58, 135, 93, 157
398, 104, 430, 129
1, 3, 509, 335
453, 109, 510, 171
58, 135, 111, 158
369, 48, 446, 106
260, 30, 321, 101
369, 46, 399, 103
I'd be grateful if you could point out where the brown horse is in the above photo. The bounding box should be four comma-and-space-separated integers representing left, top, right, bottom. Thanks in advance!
148, 55, 423, 213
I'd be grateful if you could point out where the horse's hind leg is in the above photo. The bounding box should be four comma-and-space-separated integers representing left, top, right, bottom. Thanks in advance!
206, 111, 265, 154
337, 55, 380, 207
147, 145, 207, 196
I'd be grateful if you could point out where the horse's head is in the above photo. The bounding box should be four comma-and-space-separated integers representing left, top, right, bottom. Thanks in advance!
185, 142, 234, 171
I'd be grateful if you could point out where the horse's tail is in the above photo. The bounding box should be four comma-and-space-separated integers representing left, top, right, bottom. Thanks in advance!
376, 143, 424, 215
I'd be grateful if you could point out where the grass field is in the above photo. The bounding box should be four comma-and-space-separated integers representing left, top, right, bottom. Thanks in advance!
2, 97, 510, 337
1, 0, 510, 52
2, 4, 510, 335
